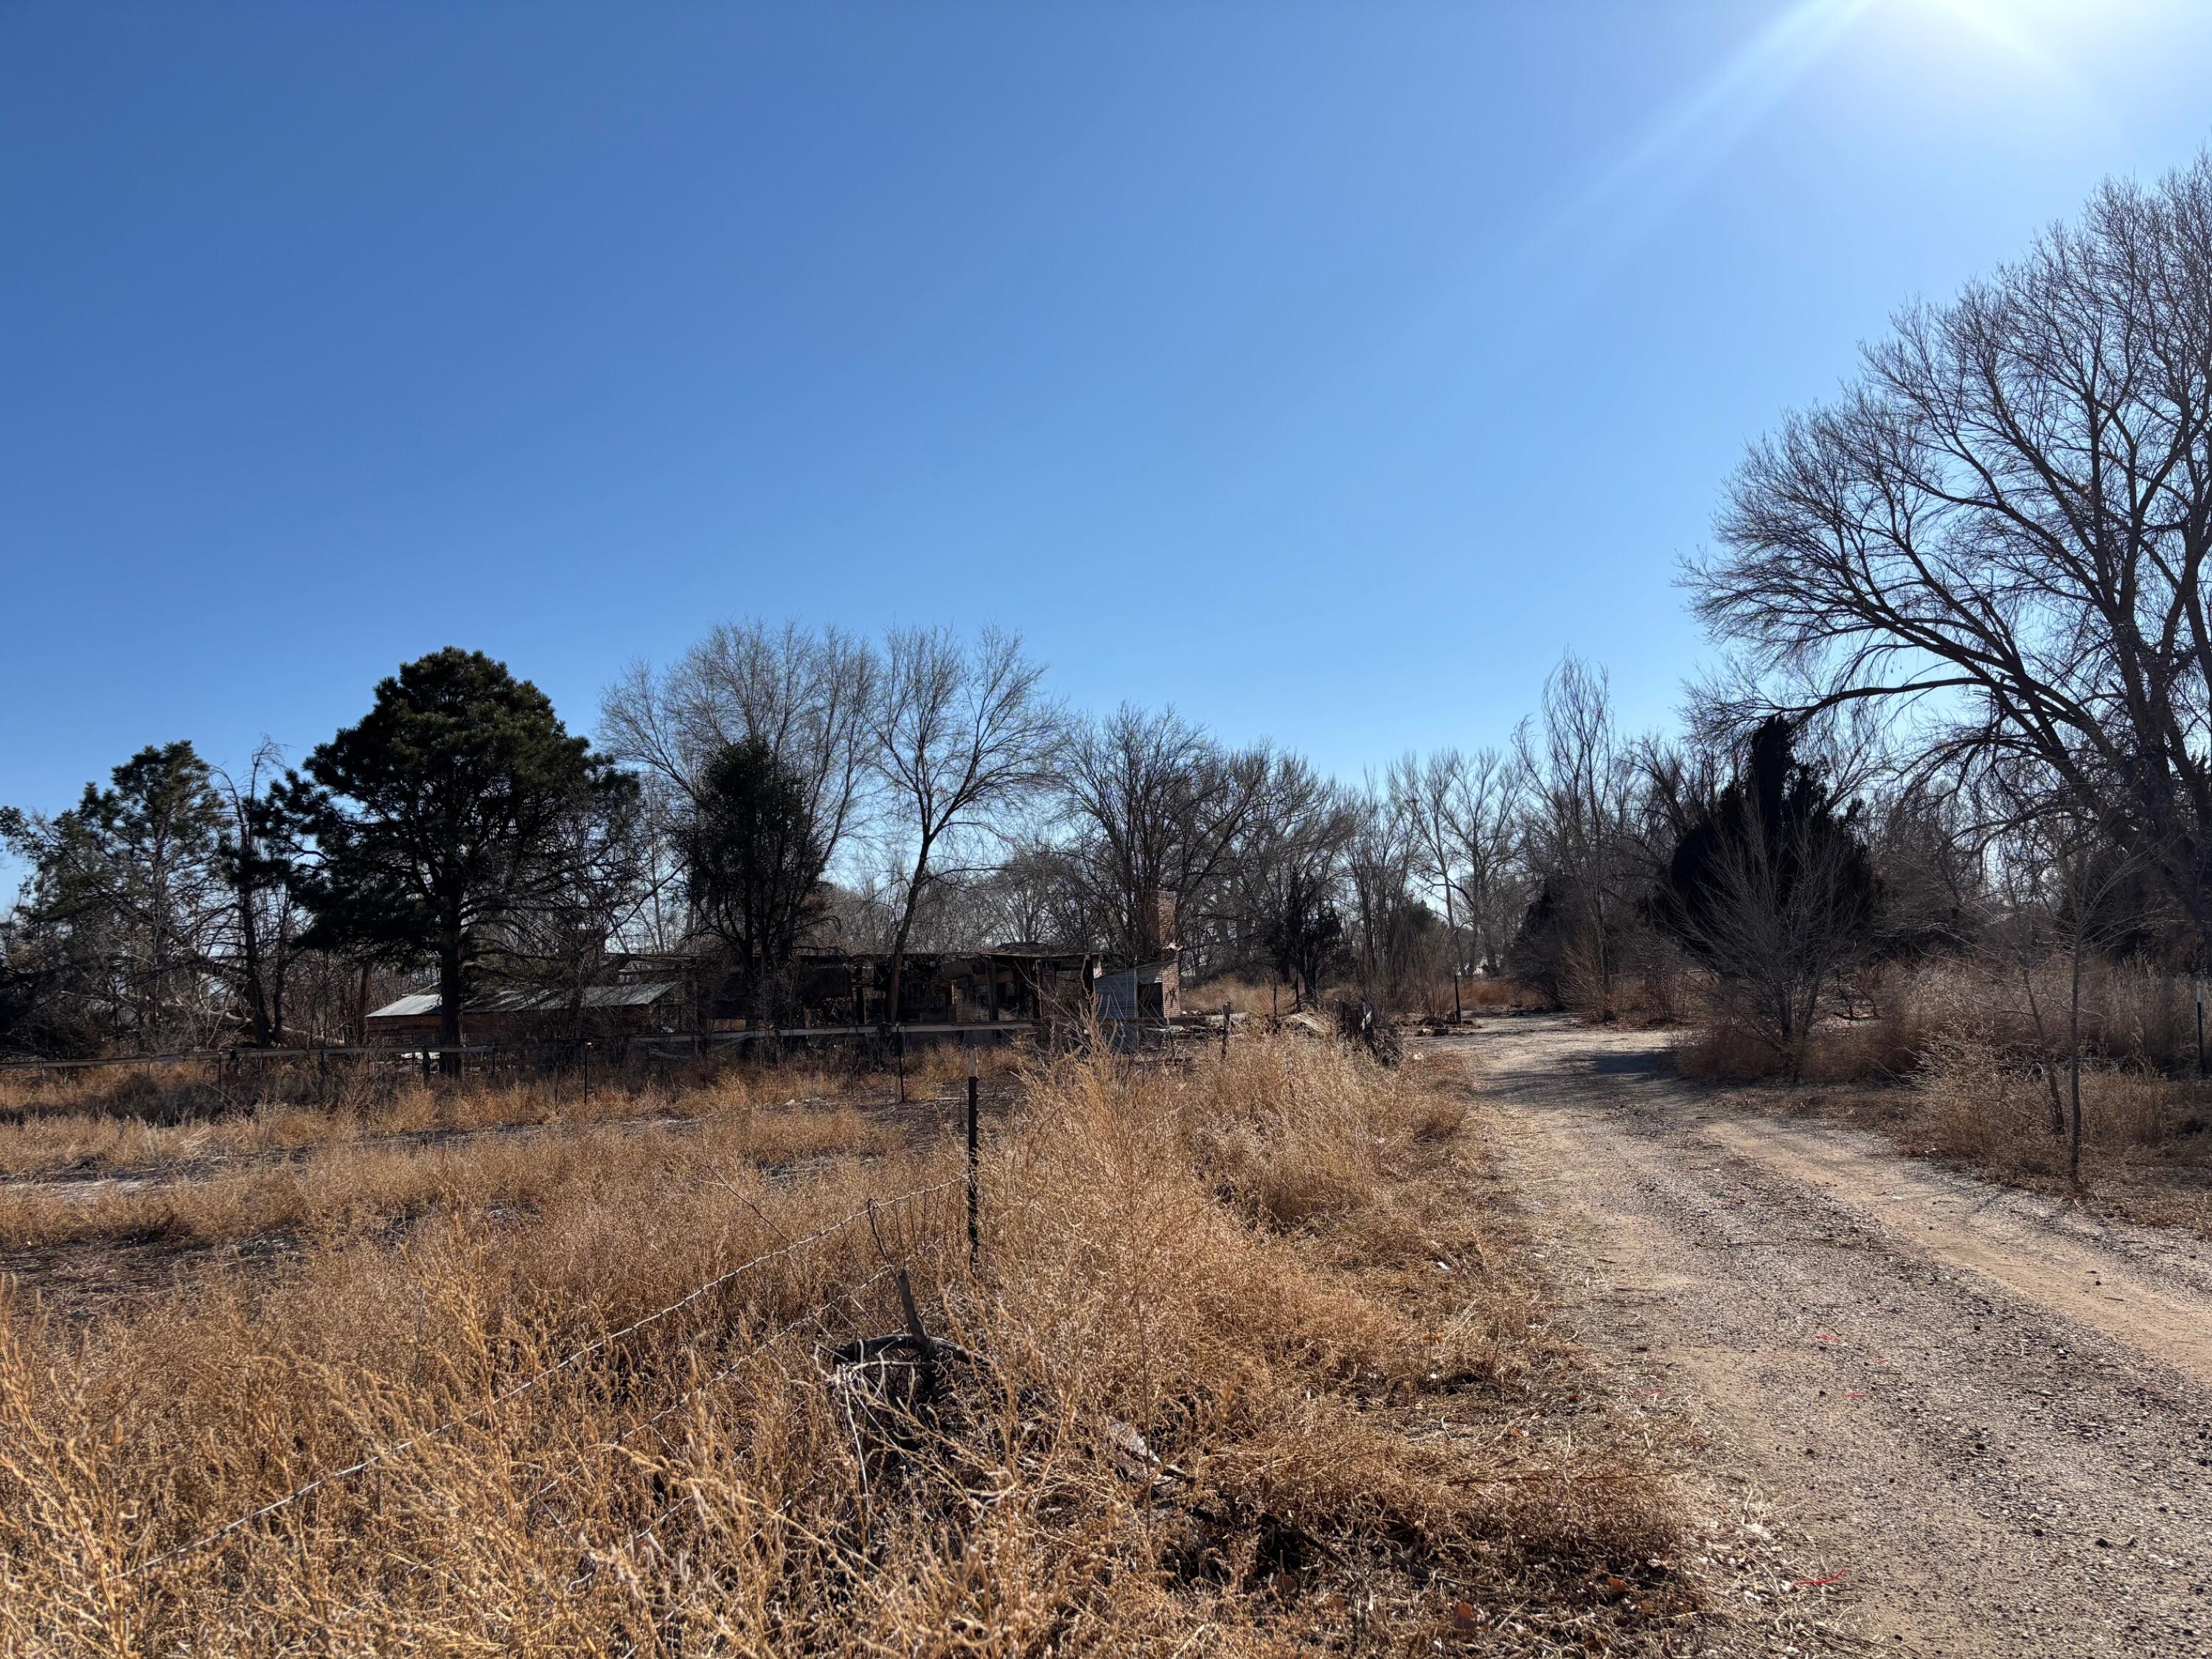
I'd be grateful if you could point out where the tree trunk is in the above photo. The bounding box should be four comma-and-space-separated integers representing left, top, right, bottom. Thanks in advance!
1589, 886, 1612, 1020
885, 836, 934, 1032
238, 905, 271, 1047
1441, 883, 1462, 1023
2020, 958, 2065, 1138
438, 939, 465, 1076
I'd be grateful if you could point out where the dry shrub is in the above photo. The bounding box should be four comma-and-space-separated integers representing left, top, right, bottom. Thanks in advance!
1912, 1034, 2188, 1171
1672, 1020, 1787, 1082
1182, 977, 1294, 1018
1674, 1012, 1919, 1085
1460, 975, 1543, 1012
1910, 1032, 2054, 1166
0, 1034, 1685, 1657
1670, 962, 2212, 1229
1836, 957, 2205, 1082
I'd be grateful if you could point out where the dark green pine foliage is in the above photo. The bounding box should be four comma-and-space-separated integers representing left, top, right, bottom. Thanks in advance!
681, 737, 830, 1023
1, 742, 225, 1054
1651, 717, 1878, 1068
283, 649, 629, 1051
1655, 718, 1876, 957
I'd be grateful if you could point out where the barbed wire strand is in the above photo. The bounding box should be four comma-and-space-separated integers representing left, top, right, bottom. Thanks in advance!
570, 1252, 920, 1584
526, 1202, 953, 1514
126, 1176, 963, 1579
582, 1231, 961, 1657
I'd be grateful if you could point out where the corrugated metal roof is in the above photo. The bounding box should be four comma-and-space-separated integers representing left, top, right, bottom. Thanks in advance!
367, 994, 442, 1019
366, 982, 681, 1021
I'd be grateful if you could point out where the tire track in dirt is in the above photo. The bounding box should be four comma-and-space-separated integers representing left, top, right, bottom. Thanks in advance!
1451, 1016, 2212, 1658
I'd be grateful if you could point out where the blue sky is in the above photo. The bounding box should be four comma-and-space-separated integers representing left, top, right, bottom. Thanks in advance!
5, 0, 2211, 825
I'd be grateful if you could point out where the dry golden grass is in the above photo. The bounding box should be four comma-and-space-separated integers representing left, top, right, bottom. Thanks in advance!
0, 1105, 906, 1251
1672, 1017, 1919, 1085
0, 1045, 1020, 1186
0, 1036, 1690, 1657
1458, 975, 1545, 1013
1674, 964, 2212, 1233
900, 1038, 1026, 1097
1677, 958, 2212, 1089
1185, 975, 1545, 1025
1181, 976, 1295, 1019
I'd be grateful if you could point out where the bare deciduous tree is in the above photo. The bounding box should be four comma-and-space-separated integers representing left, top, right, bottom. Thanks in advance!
870, 626, 1060, 1023
1515, 657, 1641, 1015
1390, 751, 1467, 1018
1346, 778, 1425, 1009
209, 740, 298, 1046
601, 621, 878, 866
1445, 747, 1528, 983
1233, 754, 1354, 1006
1060, 705, 1272, 967
1691, 156, 2212, 962
1389, 745, 1531, 1015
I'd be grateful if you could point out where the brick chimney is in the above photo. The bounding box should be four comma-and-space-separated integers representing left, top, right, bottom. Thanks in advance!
1140, 888, 1179, 963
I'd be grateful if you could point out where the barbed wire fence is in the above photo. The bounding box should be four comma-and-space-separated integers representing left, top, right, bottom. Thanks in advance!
123, 1177, 966, 1582
99, 1022, 1247, 1652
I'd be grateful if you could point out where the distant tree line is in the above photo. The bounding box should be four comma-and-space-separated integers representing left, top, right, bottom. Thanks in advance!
0, 609, 1905, 1073
11, 158, 2212, 1107
1, 626, 1378, 1057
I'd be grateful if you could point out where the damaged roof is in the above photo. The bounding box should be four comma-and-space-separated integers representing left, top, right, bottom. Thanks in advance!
367, 982, 682, 1020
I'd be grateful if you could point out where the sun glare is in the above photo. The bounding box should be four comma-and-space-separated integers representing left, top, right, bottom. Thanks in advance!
1907, 0, 2098, 67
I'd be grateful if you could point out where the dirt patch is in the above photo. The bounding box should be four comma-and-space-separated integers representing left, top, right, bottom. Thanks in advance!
1694, 1115, 2212, 1388
1719, 1075, 2212, 1241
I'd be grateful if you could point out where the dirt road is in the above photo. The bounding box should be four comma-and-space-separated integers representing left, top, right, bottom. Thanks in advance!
1450, 1016, 2212, 1658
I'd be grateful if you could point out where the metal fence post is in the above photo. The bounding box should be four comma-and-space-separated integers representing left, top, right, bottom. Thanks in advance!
1221, 1000, 1231, 1061
965, 1043, 980, 1270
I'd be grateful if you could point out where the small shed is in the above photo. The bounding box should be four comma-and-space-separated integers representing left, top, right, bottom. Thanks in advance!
364, 982, 684, 1046
1093, 957, 1180, 1023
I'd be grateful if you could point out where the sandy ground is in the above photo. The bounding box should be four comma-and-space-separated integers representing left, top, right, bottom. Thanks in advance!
1444, 1015, 2212, 1658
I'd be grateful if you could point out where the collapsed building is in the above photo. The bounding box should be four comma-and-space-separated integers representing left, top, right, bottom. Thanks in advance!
364, 947, 1104, 1046
364, 982, 686, 1046
363, 894, 1183, 1047
778, 944, 1100, 1029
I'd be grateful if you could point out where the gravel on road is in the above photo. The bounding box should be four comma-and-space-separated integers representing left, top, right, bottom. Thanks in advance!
1447, 1015, 2212, 1658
